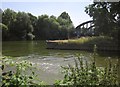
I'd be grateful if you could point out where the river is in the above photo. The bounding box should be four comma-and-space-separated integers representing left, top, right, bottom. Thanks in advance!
2, 41, 119, 84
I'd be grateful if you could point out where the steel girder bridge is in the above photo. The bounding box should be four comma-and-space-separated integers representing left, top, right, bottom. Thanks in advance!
75, 20, 96, 38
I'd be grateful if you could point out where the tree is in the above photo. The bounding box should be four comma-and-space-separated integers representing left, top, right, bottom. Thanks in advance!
2, 9, 75, 40
0, 9, 2, 23
2, 9, 16, 30
2, 9, 17, 40
35, 14, 49, 40
57, 12, 74, 39
0, 23, 8, 40
46, 16, 60, 39
28, 13, 37, 34
11, 12, 34, 40
36, 15, 60, 40
85, 1, 120, 39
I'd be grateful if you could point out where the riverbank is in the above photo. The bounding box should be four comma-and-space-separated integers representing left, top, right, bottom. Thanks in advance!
46, 36, 119, 51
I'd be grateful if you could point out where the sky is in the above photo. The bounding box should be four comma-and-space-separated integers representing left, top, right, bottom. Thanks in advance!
1, 1, 93, 27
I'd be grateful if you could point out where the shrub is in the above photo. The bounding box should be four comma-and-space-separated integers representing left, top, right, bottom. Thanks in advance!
55, 45, 119, 86
1, 56, 44, 86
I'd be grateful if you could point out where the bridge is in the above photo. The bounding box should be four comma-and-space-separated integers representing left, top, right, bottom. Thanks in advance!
75, 20, 96, 38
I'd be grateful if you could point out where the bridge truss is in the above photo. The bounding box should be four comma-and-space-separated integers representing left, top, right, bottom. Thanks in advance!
75, 20, 96, 38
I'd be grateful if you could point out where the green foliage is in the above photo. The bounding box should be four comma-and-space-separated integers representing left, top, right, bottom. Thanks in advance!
0, 23, 8, 30
58, 12, 72, 24
1, 56, 44, 86
54, 36, 118, 51
58, 11, 74, 39
35, 12, 74, 40
55, 46, 119, 86
85, 1, 120, 39
2, 8, 16, 28
2, 9, 75, 40
2, 9, 35, 41
0, 23, 8, 40
12, 12, 34, 40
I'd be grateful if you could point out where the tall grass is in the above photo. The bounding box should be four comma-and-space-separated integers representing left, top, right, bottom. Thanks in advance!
68, 36, 115, 45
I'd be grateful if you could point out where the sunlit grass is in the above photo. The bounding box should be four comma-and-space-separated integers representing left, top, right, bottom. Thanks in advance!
55, 36, 116, 46
47, 36, 118, 51
68, 36, 114, 44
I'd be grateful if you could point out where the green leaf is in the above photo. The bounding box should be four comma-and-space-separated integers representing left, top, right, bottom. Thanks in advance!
32, 71, 35, 75
29, 76, 33, 79
1, 65, 4, 70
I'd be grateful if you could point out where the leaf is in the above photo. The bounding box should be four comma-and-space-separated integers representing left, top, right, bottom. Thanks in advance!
32, 71, 35, 75
2, 72, 7, 76
29, 76, 33, 79
1, 65, 4, 70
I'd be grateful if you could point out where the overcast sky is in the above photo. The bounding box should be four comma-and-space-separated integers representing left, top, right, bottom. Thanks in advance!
2, 1, 92, 27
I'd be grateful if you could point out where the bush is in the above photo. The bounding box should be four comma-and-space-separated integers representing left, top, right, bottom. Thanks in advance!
55, 45, 119, 86
1, 56, 44, 86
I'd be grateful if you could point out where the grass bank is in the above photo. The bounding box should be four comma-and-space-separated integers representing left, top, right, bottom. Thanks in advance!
46, 36, 119, 51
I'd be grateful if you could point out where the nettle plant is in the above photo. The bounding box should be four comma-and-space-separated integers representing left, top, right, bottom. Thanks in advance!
1, 56, 44, 86
55, 45, 119, 86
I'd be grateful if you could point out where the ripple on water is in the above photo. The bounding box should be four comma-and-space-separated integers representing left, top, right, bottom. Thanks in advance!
16, 54, 85, 75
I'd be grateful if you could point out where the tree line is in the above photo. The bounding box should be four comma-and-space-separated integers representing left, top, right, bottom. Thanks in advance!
1, 1, 120, 41
0, 9, 75, 41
